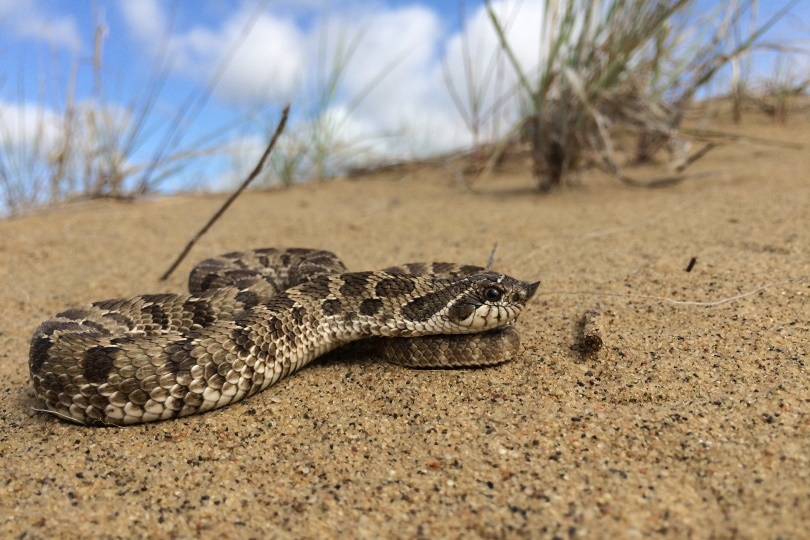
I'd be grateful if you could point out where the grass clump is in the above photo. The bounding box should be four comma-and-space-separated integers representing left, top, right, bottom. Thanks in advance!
0, 11, 244, 217
484, 0, 798, 191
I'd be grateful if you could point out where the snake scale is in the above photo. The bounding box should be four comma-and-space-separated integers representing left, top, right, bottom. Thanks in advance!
29, 248, 539, 426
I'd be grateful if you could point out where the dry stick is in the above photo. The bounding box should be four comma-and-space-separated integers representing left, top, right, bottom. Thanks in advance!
160, 104, 291, 281
579, 303, 604, 356
674, 142, 718, 173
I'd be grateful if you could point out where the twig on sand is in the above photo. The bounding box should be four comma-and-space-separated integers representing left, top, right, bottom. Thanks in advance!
578, 303, 604, 357
160, 104, 291, 281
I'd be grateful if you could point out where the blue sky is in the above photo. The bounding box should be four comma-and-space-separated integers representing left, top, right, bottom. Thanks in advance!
0, 0, 807, 197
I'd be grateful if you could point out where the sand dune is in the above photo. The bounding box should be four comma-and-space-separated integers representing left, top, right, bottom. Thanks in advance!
1, 112, 807, 538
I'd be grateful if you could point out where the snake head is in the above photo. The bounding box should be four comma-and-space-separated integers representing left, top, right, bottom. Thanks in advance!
447, 274, 539, 331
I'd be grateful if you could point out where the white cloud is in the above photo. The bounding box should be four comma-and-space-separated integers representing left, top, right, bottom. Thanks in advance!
0, 100, 63, 149
0, 0, 81, 50
324, 0, 547, 156
117, 0, 165, 47
305, 6, 460, 152
213, 14, 307, 102
119, 2, 306, 101
115, 1, 550, 164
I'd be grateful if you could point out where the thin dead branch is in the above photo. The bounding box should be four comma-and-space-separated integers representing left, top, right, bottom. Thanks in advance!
159, 104, 290, 281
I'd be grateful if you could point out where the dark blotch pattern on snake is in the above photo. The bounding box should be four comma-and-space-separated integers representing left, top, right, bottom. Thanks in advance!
29, 248, 539, 426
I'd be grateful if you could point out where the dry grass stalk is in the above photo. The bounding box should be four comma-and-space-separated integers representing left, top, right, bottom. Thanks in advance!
484, 0, 797, 191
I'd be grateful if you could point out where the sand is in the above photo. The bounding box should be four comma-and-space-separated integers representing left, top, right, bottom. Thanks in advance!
1, 111, 808, 539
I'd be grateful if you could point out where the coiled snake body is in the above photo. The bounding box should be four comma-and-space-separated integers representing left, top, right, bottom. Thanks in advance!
29, 248, 539, 426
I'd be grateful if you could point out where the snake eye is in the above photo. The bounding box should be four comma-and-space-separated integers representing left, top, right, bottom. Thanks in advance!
484, 287, 502, 302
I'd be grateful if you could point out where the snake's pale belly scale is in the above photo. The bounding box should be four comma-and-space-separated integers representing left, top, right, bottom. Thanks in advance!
29, 248, 538, 426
